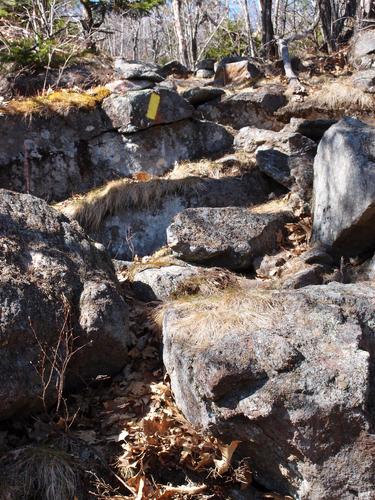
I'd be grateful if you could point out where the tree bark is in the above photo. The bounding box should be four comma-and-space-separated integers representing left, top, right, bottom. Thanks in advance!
260, 0, 277, 58
172, 0, 189, 67
242, 0, 256, 57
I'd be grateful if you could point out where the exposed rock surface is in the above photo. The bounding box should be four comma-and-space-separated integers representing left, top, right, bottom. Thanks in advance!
0, 189, 129, 420
0, 108, 232, 201
102, 89, 194, 133
160, 60, 189, 78
105, 79, 155, 94
235, 126, 317, 202
195, 69, 214, 79
114, 60, 164, 82
350, 29, 375, 69
312, 117, 375, 255
62, 171, 276, 260
282, 117, 336, 141
88, 119, 233, 179
181, 86, 225, 106
198, 85, 286, 130
196, 59, 216, 71
214, 60, 263, 86
132, 263, 201, 301
352, 69, 375, 93
0, 109, 110, 202
167, 207, 294, 270
162, 282, 375, 498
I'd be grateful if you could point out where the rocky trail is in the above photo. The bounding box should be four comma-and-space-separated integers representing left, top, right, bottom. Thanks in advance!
1, 31, 375, 500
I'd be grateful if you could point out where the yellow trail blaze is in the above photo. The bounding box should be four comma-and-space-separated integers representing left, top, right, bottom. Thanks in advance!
146, 93, 161, 120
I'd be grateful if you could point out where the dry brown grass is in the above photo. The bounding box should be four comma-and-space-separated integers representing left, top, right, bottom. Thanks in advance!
168, 151, 255, 180
250, 197, 292, 215
313, 81, 374, 111
1, 87, 110, 116
0, 446, 78, 500
278, 78, 375, 117
155, 283, 278, 349
55, 176, 205, 231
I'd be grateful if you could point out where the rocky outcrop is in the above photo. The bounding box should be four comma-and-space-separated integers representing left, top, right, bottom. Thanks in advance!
88, 119, 233, 179
162, 282, 375, 498
0, 108, 110, 202
350, 29, 375, 69
60, 171, 276, 260
0, 105, 232, 201
0, 189, 129, 420
167, 206, 294, 270
198, 85, 286, 130
235, 126, 317, 203
102, 89, 194, 132
312, 117, 375, 255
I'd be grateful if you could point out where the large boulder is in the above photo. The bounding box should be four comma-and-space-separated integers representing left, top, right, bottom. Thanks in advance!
102, 89, 194, 133
160, 60, 189, 78
0, 189, 129, 420
167, 206, 294, 270
59, 171, 275, 260
114, 59, 164, 82
162, 282, 375, 498
235, 126, 317, 202
214, 59, 263, 86
88, 119, 233, 179
349, 29, 375, 69
0, 110, 231, 202
0, 108, 110, 202
198, 85, 286, 130
312, 117, 375, 255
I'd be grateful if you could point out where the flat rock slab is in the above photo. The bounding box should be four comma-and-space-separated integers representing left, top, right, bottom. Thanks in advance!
312, 117, 375, 255
162, 282, 375, 498
198, 85, 286, 130
181, 86, 225, 106
102, 88, 194, 133
0, 189, 129, 420
167, 207, 294, 270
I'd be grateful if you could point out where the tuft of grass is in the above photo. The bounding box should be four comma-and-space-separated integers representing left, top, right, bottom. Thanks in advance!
0, 446, 79, 500
155, 284, 278, 350
1, 87, 110, 116
55, 176, 205, 232
278, 78, 375, 118
313, 81, 374, 111
168, 151, 255, 180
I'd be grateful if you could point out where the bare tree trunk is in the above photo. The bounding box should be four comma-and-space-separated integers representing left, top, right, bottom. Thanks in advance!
260, 0, 277, 58
242, 0, 256, 57
172, 0, 189, 66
